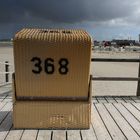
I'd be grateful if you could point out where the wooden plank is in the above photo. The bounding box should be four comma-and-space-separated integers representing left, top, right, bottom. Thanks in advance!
96, 97, 107, 103
81, 125, 97, 140
0, 98, 3, 102
67, 130, 81, 140
3, 97, 12, 103
91, 58, 140, 62
137, 62, 140, 96
92, 97, 98, 103
105, 103, 140, 139
53, 130, 66, 140
122, 97, 135, 103
92, 76, 139, 81
0, 103, 12, 124
21, 130, 38, 140
0, 90, 12, 97
3, 92, 12, 103
5, 129, 23, 140
132, 103, 140, 111
0, 112, 12, 140
6, 93, 12, 98
0, 83, 12, 88
105, 97, 117, 103
96, 103, 126, 140
131, 97, 140, 103
114, 103, 140, 136
92, 103, 112, 140
37, 130, 51, 140
0, 102, 7, 111
0, 94, 8, 102
114, 97, 126, 103
0, 97, 5, 102
125, 103, 140, 122
0, 102, 12, 112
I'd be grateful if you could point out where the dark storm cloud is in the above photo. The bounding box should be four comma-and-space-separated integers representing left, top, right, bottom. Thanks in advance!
0, 0, 24, 23
0, 0, 138, 23
0, 0, 140, 40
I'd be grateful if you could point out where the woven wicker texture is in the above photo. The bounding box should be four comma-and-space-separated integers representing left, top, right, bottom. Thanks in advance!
13, 75, 92, 129
13, 101, 91, 129
14, 28, 92, 99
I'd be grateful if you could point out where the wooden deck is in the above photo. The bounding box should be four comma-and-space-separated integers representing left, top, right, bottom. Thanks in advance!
1, 90, 140, 140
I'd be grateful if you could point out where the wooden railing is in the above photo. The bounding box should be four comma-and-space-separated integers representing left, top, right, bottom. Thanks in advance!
1, 58, 140, 96
0, 61, 13, 87
91, 58, 140, 96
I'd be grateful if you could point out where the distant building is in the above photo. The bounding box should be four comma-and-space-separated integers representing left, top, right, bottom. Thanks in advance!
94, 40, 100, 46
102, 41, 111, 47
112, 39, 136, 47
139, 34, 140, 42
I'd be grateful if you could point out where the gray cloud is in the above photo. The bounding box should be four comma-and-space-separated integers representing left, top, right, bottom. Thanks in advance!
0, 0, 23, 23
0, 0, 140, 40
0, 0, 139, 23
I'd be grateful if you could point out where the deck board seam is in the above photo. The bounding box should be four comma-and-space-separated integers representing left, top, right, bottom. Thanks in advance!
112, 97, 119, 103
112, 103, 140, 138
94, 104, 113, 140
114, 97, 127, 103
131, 103, 140, 112
35, 130, 39, 140
96, 97, 108, 103
94, 97, 99, 103
104, 97, 109, 103
121, 97, 127, 103
129, 97, 137, 103
122, 97, 135, 103
90, 103, 99, 140
91, 124, 98, 140
51, 131, 53, 140
95, 97, 99, 103
105, 97, 117, 103
92, 97, 99, 104
4, 124, 13, 140
2, 94, 9, 102
0, 112, 13, 140
66, 131, 68, 140
79, 130, 83, 140
0, 102, 7, 111
124, 103, 140, 124
103, 103, 128, 139
0, 103, 10, 126
19, 130, 25, 140
90, 113, 98, 140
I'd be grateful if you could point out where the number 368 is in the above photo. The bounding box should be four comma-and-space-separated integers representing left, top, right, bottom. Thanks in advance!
31, 57, 69, 75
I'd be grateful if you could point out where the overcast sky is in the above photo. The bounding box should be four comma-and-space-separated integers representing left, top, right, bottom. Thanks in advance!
0, 0, 140, 40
